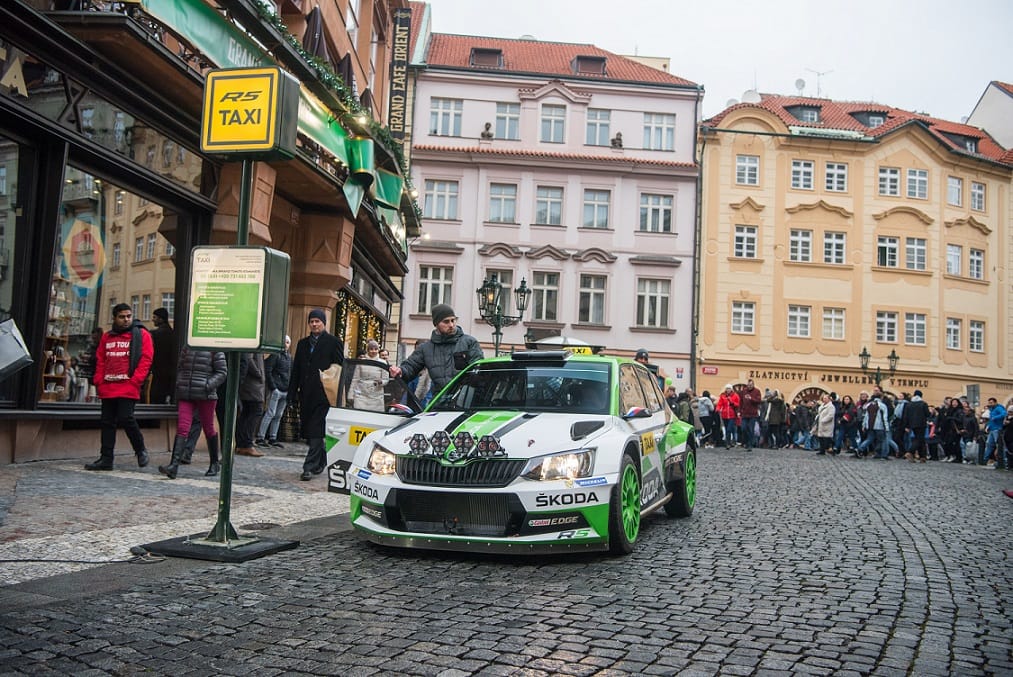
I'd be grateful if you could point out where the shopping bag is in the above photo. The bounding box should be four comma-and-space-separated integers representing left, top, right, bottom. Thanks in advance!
962, 440, 979, 464
0, 318, 32, 382
319, 363, 341, 407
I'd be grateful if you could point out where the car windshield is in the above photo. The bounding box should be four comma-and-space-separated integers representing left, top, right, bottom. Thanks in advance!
429, 360, 612, 414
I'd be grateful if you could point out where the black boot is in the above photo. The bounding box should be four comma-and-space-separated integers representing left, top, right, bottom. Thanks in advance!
181, 423, 200, 464
158, 435, 188, 479
85, 455, 114, 471
205, 435, 221, 477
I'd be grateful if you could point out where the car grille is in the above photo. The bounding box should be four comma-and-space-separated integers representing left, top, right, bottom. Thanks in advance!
397, 457, 527, 488
391, 489, 520, 537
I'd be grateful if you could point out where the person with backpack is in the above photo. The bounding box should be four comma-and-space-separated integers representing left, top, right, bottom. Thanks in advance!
863, 393, 891, 460
85, 303, 154, 471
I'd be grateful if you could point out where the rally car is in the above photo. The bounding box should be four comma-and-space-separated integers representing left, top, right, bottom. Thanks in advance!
342, 350, 697, 555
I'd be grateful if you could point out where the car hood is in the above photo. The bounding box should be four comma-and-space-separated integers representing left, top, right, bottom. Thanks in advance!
379, 410, 615, 458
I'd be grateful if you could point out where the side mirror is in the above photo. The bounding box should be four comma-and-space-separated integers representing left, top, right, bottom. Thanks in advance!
622, 407, 652, 419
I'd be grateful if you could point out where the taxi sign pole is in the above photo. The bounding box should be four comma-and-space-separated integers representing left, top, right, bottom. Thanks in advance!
203, 158, 254, 545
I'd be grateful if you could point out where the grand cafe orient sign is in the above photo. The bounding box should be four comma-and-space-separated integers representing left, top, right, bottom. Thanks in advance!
139, 0, 405, 215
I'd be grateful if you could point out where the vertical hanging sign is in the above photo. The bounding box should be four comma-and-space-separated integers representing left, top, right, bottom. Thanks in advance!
387, 7, 411, 142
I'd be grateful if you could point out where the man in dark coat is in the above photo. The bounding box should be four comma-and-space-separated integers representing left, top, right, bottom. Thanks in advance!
147, 307, 176, 404
234, 351, 265, 457
288, 308, 344, 481
389, 304, 483, 394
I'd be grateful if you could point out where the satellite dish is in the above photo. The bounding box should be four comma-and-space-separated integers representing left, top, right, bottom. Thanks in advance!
795, 78, 806, 94
518, 34, 536, 40
960, 116, 969, 124
726, 98, 739, 107
742, 89, 761, 103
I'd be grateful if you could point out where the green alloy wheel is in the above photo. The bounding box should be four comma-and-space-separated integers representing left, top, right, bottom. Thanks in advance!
665, 449, 696, 518
609, 452, 640, 555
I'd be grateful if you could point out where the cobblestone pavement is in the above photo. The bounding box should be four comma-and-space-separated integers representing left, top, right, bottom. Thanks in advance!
0, 448, 1011, 675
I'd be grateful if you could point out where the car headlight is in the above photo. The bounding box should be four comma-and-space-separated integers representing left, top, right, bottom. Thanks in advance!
366, 444, 396, 475
521, 449, 595, 481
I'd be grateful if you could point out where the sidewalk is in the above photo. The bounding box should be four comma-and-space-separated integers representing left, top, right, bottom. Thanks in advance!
0, 442, 349, 590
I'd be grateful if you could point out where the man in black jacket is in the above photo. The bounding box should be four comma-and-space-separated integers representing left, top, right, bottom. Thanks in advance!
389, 304, 482, 394
902, 389, 931, 462
256, 335, 292, 448
289, 309, 344, 481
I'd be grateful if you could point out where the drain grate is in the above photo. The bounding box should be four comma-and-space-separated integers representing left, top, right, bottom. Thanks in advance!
238, 522, 280, 530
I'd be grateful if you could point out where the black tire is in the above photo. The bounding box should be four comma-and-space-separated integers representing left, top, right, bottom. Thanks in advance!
608, 452, 641, 555
665, 447, 697, 518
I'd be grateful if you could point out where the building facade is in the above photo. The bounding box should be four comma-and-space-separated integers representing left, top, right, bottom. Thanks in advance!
0, 0, 419, 462
697, 95, 1012, 406
402, 3, 702, 378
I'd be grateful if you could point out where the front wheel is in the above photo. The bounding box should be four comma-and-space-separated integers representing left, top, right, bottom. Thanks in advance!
665, 449, 696, 517
608, 452, 640, 555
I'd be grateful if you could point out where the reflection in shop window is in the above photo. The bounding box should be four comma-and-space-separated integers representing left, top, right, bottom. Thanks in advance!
161, 292, 174, 316
43, 167, 178, 405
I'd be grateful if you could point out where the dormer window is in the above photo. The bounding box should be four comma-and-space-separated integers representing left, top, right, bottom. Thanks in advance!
573, 55, 606, 76
786, 105, 821, 123
941, 132, 979, 154
964, 138, 978, 153
848, 111, 887, 129
868, 114, 884, 128
470, 48, 503, 68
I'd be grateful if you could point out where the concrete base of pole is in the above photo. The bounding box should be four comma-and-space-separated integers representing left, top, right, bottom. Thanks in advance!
140, 533, 298, 563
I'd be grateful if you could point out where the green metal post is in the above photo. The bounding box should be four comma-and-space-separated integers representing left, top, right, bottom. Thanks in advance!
205, 159, 253, 544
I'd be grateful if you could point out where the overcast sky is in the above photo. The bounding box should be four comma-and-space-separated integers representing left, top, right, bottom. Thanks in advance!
424, 0, 1013, 128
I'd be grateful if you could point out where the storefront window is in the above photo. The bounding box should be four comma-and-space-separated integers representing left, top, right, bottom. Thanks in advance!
0, 133, 18, 403
42, 165, 177, 405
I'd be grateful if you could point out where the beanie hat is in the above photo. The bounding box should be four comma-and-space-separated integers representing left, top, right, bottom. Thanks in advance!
913, 389, 923, 398
431, 304, 455, 325
308, 308, 326, 323
635, 349, 649, 360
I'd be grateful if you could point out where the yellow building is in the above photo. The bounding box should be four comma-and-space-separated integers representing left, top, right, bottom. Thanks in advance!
697, 95, 1012, 406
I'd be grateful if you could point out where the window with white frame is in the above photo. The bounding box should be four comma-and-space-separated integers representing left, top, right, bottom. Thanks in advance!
876, 311, 898, 343
947, 176, 963, 206
161, 292, 175, 316
822, 307, 845, 339
636, 278, 669, 328
423, 180, 459, 220
535, 186, 563, 225
532, 271, 559, 321
971, 181, 985, 211
945, 244, 961, 275
905, 312, 926, 345
969, 320, 984, 352
946, 318, 961, 350
825, 162, 848, 192
540, 104, 566, 143
145, 233, 157, 260
823, 232, 846, 264
868, 114, 885, 128
733, 225, 758, 258
639, 193, 673, 233
731, 301, 755, 334
586, 109, 610, 146
787, 305, 811, 338
905, 237, 926, 270
130, 295, 140, 315
417, 265, 453, 314
142, 294, 151, 320
495, 103, 520, 140
429, 98, 462, 136
582, 189, 610, 228
134, 237, 144, 262
165, 241, 175, 257
345, 0, 359, 43
907, 168, 928, 199
114, 189, 124, 215
111, 242, 121, 267
0, 166, 6, 195
789, 229, 812, 262
877, 236, 898, 267
878, 166, 900, 196
969, 249, 984, 279
485, 269, 513, 313
578, 274, 606, 324
488, 183, 517, 223
642, 112, 675, 151
736, 155, 759, 185
791, 160, 814, 190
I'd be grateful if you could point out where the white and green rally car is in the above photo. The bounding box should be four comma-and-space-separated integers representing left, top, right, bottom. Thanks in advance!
342, 350, 697, 555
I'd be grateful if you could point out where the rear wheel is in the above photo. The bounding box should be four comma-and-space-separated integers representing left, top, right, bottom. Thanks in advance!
665, 448, 696, 517
608, 452, 640, 555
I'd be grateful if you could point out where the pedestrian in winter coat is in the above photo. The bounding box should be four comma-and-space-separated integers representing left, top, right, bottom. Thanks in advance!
716, 384, 740, 449
85, 303, 154, 471
289, 309, 345, 481
764, 389, 788, 448
234, 351, 266, 457
256, 336, 293, 448
901, 390, 931, 462
815, 394, 836, 455
738, 379, 763, 450
159, 347, 227, 479
390, 304, 483, 394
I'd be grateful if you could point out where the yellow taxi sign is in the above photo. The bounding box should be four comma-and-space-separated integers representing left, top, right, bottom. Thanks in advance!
201, 67, 298, 157
567, 346, 593, 355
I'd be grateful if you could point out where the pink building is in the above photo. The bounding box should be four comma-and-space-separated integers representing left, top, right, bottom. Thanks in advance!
402, 3, 702, 383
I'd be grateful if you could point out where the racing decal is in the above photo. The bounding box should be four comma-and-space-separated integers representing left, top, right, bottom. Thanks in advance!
575, 476, 607, 487
640, 476, 662, 507
353, 480, 379, 500
356, 468, 372, 480
327, 460, 352, 494
360, 504, 383, 520
519, 513, 589, 536
640, 431, 657, 455
557, 529, 592, 540
535, 492, 601, 507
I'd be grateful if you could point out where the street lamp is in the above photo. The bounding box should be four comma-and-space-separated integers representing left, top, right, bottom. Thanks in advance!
858, 346, 899, 387
476, 275, 530, 356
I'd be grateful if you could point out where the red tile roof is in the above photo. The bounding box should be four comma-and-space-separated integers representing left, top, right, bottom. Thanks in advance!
413, 144, 697, 168
419, 32, 697, 88
706, 94, 1011, 166
994, 81, 1013, 97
